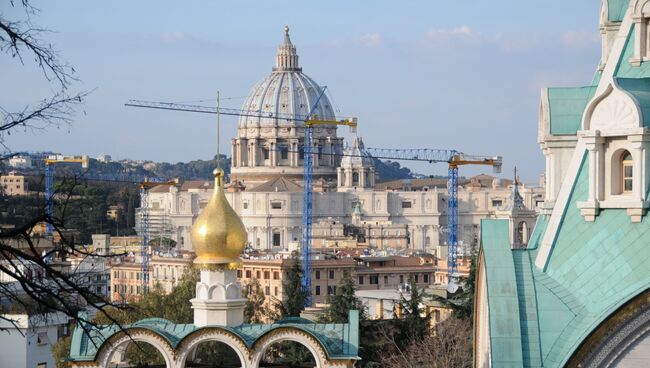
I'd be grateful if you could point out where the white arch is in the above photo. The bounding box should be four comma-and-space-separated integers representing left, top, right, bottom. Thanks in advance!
582, 83, 642, 132
95, 329, 175, 368
251, 328, 327, 368
176, 329, 249, 368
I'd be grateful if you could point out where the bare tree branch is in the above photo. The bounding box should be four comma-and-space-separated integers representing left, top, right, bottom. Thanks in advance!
0, 6, 76, 89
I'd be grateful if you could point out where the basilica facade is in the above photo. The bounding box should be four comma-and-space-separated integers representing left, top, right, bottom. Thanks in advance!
140, 27, 544, 257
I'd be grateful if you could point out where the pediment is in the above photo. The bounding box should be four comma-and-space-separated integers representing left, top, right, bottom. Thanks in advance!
582, 83, 641, 132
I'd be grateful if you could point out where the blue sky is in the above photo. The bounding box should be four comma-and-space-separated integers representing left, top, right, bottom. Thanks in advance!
1, 1, 602, 182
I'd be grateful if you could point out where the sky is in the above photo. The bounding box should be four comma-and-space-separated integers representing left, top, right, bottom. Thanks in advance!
1, 1, 603, 183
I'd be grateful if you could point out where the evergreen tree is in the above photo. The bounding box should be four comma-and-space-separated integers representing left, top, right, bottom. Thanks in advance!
278, 257, 308, 318
397, 276, 429, 342
325, 270, 365, 323
243, 278, 268, 323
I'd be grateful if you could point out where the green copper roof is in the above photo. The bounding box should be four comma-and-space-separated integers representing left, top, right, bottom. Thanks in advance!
480, 152, 650, 367
480, 220, 524, 367
70, 311, 360, 362
614, 24, 650, 79
525, 215, 548, 250
547, 86, 597, 135
608, 0, 629, 22
617, 77, 650, 124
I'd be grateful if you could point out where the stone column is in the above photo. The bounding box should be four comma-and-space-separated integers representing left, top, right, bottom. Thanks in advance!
231, 140, 237, 168
587, 144, 598, 203
337, 168, 343, 188
360, 169, 366, 188
632, 141, 644, 202
313, 139, 320, 168
543, 148, 554, 202
270, 139, 277, 167
191, 268, 246, 327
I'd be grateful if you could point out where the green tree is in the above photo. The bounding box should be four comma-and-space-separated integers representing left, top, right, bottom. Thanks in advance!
324, 270, 365, 323
77, 269, 196, 365
397, 276, 429, 342
243, 278, 268, 323
278, 257, 307, 318
427, 236, 478, 321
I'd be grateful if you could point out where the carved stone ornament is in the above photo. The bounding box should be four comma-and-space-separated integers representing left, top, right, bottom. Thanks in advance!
586, 84, 640, 131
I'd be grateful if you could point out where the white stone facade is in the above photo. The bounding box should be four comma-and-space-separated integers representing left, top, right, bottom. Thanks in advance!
145, 176, 542, 257
138, 27, 544, 258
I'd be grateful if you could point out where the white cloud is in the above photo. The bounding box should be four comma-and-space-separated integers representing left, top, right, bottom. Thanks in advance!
425, 26, 476, 40
561, 30, 600, 48
159, 31, 188, 44
359, 32, 382, 46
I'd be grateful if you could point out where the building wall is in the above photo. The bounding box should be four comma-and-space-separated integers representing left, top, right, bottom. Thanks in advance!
144, 176, 543, 255
109, 255, 192, 302
1, 172, 28, 195
0, 326, 27, 367
237, 256, 439, 318
0, 313, 70, 368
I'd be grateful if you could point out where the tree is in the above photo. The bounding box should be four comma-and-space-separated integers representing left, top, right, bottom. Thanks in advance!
53, 268, 235, 366
1, 1, 88, 147
243, 278, 268, 323
0, 0, 121, 335
324, 270, 365, 323
378, 317, 472, 368
277, 257, 308, 318
396, 276, 429, 342
427, 237, 478, 321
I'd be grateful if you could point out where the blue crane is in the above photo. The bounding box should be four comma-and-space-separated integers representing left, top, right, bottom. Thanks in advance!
125, 94, 357, 306
360, 147, 502, 292
39, 157, 171, 293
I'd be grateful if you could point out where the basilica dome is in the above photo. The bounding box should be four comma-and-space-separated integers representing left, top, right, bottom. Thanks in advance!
238, 26, 335, 129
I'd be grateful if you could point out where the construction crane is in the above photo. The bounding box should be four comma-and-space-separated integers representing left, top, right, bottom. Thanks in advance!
40, 155, 170, 293
125, 92, 357, 306
44, 155, 90, 234
361, 147, 502, 293
301, 88, 357, 306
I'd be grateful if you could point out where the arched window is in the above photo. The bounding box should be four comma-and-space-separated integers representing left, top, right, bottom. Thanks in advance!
352, 172, 360, 186
622, 151, 633, 194
517, 221, 528, 245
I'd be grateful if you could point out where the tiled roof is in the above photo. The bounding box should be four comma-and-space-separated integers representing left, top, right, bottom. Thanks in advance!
180, 180, 213, 191
248, 177, 302, 192
607, 0, 629, 22
547, 86, 597, 135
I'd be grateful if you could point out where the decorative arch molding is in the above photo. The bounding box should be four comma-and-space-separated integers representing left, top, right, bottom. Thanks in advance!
176, 327, 250, 367
567, 287, 650, 367
582, 82, 642, 133
251, 327, 336, 368
93, 328, 175, 368
632, 0, 650, 15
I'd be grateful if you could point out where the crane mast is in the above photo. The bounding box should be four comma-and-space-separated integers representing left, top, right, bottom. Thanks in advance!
362, 148, 501, 292
125, 94, 357, 307
123, 98, 499, 296
43, 155, 89, 234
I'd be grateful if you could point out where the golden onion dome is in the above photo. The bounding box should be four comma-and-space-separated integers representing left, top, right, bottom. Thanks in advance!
191, 169, 247, 268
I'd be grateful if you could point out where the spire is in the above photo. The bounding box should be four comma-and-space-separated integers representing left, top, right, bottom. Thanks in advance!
505, 167, 526, 212
274, 25, 301, 72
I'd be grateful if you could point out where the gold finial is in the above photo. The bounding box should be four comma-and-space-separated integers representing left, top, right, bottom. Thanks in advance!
284, 25, 290, 34
191, 168, 246, 267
